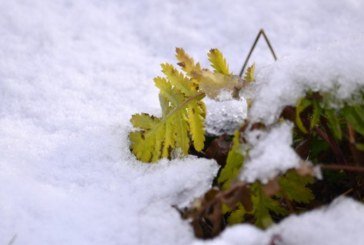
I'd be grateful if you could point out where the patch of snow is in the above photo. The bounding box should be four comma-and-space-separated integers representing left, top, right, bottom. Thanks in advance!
192, 225, 267, 245
268, 197, 364, 245
240, 122, 300, 183
205, 96, 247, 136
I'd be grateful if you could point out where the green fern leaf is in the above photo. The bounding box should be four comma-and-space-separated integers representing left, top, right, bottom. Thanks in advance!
325, 109, 342, 140
208, 49, 230, 75
251, 183, 287, 228
227, 204, 246, 225
218, 130, 245, 190
278, 170, 314, 204
343, 105, 364, 136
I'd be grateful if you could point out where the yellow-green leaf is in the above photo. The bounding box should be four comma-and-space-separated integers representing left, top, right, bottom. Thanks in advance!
208, 48, 230, 75
243, 64, 255, 83
186, 101, 206, 151
199, 71, 239, 99
130, 113, 160, 130
175, 47, 202, 77
161, 63, 195, 96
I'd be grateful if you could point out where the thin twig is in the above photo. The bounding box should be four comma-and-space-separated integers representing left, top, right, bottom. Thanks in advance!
239, 29, 278, 77
340, 188, 354, 197
8, 234, 17, 245
320, 164, 364, 173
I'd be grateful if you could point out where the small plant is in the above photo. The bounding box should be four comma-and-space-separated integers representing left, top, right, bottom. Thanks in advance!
129, 48, 253, 162
129, 30, 364, 239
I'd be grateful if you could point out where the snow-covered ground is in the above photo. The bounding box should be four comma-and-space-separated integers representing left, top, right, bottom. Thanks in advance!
1, 0, 364, 244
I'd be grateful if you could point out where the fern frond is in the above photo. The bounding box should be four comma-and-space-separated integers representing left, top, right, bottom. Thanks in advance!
243, 64, 255, 83
129, 114, 165, 162
130, 48, 240, 162
208, 49, 230, 75
175, 48, 202, 77
130, 113, 160, 130
278, 170, 314, 204
130, 68, 206, 162
199, 71, 240, 99
251, 183, 287, 228
218, 130, 245, 189
161, 63, 195, 96
186, 101, 206, 151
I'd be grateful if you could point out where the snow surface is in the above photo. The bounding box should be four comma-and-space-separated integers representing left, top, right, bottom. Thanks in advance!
1, 0, 364, 244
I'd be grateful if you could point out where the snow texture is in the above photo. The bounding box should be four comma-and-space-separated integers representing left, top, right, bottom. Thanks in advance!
193, 225, 267, 245
240, 122, 300, 183
1, 0, 364, 244
205, 96, 247, 136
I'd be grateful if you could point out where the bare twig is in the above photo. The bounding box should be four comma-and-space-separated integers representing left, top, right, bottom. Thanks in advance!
239, 29, 278, 77
8, 234, 17, 245
320, 164, 364, 173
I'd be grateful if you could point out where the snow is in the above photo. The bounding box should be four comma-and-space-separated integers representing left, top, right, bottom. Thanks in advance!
193, 225, 267, 245
205, 96, 247, 136
248, 38, 364, 124
240, 122, 301, 183
267, 197, 364, 245
1, 0, 364, 244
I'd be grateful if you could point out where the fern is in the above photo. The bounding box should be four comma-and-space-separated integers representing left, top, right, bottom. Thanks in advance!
175, 47, 202, 77
278, 170, 314, 204
218, 130, 245, 190
251, 183, 287, 228
208, 48, 230, 75
130, 66, 206, 162
243, 63, 255, 83
130, 48, 246, 162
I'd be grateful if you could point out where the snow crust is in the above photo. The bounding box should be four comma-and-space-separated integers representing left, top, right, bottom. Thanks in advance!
1, 0, 364, 244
